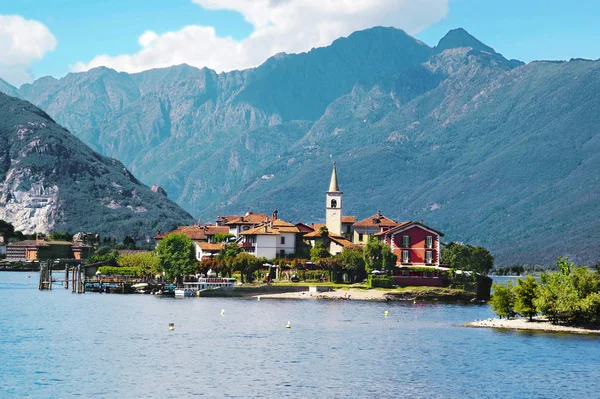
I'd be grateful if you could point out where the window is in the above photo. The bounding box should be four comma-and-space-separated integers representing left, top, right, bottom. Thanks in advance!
346, 225, 351, 234
330, 199, 337, 208
279, 249, 285, 258
402, 250, 410, 263
426, 236, 433, 249
280, 236, 285, 245
358, 233, 364, 241
425, 250, 433, 264
402, 235, 410, 248
246, 236, 256, 244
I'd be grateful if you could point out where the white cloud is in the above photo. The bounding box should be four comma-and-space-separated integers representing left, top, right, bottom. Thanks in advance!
73, 0, 448, 74
0, 15, 57, 86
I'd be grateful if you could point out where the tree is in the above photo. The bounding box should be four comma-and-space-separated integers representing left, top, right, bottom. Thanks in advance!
441, 243, 494, 275
118, 252, 161, 278
231, 252, 264, 283
363, 237, 396, 273
0, 220, 15, 241
212, 233, 235, 243
49, 230, 73, 241
123, 235, 136, 249
338, 248, 366, 282
490, 281, 515, 319
310, 242, 330, 263
156, 233, 196, 281
556, 256, 574, 276
514, 275, 538, 320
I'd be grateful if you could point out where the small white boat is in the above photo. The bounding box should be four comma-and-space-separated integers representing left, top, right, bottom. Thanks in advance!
174, 278, 236, 297
26, 275, 31, 279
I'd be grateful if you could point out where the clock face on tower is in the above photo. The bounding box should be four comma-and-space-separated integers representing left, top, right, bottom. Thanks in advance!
331, 211, 337, 216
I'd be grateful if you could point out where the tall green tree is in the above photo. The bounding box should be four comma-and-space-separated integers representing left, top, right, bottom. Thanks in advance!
514, 275, 538, 320
363, 237, 397, 273
441, 243, 494, 275
339, 248, 366, 282
156, 233, 196, 281
490, 281, 515, 319
310, 242, 330, 263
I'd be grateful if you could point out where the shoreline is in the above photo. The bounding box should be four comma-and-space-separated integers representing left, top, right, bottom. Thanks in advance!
253, 287, 478, 302
464, 317, 600, 335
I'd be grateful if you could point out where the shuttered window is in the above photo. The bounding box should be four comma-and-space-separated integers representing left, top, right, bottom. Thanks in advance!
402, 250, 410, 263
426, 236, 433, 249
425, 250, 433, 264
402, 235, 410, 248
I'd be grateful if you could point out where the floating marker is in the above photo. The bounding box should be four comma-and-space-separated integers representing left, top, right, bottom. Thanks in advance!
413, 300, 417, 304
169, 322, 175, 331
257, 296, 261, 301
221, 309, 225, 316
286, 321, 291, 329
384, 310, 389, 317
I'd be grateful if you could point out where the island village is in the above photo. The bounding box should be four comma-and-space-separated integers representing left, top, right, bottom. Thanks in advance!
1, 163, 491, 300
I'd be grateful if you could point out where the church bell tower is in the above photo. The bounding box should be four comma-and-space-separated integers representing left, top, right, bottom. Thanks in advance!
326, 162, 343, 235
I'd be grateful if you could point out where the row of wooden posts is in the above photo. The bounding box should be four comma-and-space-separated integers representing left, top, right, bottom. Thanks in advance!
38, 260, 85, 293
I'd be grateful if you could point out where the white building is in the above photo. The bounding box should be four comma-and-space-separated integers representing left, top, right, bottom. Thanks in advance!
240, 219, 300, 259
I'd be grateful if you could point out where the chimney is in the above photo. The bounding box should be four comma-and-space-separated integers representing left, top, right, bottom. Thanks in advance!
270, 220, 273, 228
264, 225, 268, 233
273, 209, 278, 220
156, 229, 161, 235
420, 220, 424, 225
377, 209, 382, 217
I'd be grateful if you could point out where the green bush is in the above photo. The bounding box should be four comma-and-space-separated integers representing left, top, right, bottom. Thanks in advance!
367, 275, 395, 288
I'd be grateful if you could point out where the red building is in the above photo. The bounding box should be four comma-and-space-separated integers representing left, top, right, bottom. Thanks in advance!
376, 221, 447, 286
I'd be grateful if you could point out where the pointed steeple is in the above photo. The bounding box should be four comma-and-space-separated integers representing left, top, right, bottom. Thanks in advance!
328, 162, 340, 192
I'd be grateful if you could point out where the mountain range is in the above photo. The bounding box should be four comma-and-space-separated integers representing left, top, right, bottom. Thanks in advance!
0, 93, 194, 239
1, 27, 599, 265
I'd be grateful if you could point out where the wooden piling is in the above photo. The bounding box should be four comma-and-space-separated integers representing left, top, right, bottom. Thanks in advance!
72, 267, 76, 293
64, 268, 69, 289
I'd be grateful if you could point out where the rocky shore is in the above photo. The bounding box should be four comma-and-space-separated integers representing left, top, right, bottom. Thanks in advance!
465, 317, 600, 335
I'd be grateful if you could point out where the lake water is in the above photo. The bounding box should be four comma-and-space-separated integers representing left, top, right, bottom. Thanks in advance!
1, 271, 599, 399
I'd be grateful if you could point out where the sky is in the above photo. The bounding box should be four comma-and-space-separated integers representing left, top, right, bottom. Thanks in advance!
1, 0, 600, 86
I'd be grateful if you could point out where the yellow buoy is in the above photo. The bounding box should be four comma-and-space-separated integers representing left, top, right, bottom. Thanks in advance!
257, 296, 261, 301
384, 310, 389, 317
221, 309, 225, 316
413, 300, 417, 304
286, 321, 291, 329
169, 323, 174, 331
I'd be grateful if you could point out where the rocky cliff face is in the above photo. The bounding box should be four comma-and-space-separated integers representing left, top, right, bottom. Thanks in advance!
7, 27, 600, 265
0, 93, 195, 238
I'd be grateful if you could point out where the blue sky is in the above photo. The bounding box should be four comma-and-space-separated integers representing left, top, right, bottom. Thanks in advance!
2, 0, 600, 86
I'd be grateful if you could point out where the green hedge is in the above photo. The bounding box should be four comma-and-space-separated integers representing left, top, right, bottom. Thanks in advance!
98, 266, 139, 276
368, 275, 395, 288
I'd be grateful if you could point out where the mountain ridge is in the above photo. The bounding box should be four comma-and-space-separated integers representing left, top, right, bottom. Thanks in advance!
2, 26, 599, 265
0, 92, 195, 239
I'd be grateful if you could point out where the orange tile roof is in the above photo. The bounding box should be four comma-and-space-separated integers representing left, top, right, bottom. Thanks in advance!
342, 216, 356, 223
225, 213, 271, 225
195, 242, 224, 251
310, 223, 326, 231
155, 225, 229, 240
330, 236, 360, 249
240, 220, 300, 236
353, 212, 399, 228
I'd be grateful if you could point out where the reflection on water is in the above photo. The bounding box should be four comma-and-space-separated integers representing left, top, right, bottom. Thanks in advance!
0, 272, 598, 398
